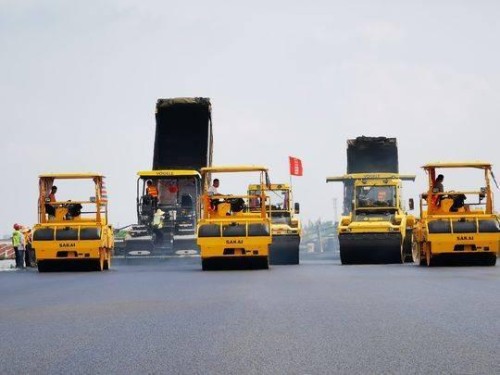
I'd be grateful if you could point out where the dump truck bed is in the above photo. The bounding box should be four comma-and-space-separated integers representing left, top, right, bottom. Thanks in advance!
153, 97, 213, 170
343, 137, 399, 216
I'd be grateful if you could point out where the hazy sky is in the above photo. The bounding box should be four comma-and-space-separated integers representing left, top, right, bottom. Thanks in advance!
1, 0, 500, 234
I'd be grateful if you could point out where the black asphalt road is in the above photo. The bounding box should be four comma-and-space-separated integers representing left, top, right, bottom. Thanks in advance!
0, 253, 498, 375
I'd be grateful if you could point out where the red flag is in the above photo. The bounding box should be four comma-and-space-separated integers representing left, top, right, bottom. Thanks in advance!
289, 156, 303, 176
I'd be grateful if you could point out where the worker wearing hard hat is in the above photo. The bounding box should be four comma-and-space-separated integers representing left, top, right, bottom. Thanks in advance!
23, 228, 34, 267
11, 224, 25, 269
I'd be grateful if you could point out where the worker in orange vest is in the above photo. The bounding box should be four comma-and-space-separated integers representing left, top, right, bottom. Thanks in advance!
146, 180, 159, 209
45, 186, 58, 217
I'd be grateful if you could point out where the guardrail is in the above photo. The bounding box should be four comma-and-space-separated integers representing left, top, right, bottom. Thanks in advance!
0, 243, 14, 259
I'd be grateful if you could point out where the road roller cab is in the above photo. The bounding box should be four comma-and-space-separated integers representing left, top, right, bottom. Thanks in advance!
197, 166, 272, 270
248, 183, 301, 265
32, 173, 114, 272
412, 162, 499, 266
327, 173, 416, 264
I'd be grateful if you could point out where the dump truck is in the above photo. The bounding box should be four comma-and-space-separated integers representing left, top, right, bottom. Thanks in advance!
32, 173, 114, 272
327, 173, 415, 264
118, 97, 212, 257
248, 183, 301, 264
326, 136, 415, 264
413, 162, 499, 266
197, 166, 272, 270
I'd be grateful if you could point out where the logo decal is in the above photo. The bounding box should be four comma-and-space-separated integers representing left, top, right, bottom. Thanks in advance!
226, 240, 243, 244
59, 243, 76, 248
456, 236, 474, 241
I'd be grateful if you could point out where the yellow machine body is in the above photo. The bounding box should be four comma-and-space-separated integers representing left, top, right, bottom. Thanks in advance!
327, 173, 416, 264
197, 166, 272, 270
413, 162, 499, 266
32, 173, 114, 272
248, 183, 301, 265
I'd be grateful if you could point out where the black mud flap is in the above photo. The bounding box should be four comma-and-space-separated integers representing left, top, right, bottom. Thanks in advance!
339, 232, 403, 265
269, 235, 300, 265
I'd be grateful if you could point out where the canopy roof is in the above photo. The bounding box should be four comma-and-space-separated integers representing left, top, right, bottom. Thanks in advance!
137, 170, 201, 178
39, 173, 104, 179
326, 173, 415, 182
422, 161, 492, 169
201, 165, 268, 174
248, 183, 290, 190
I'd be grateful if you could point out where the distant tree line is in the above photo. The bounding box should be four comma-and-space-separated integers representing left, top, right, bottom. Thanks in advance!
301, 219, 339, 252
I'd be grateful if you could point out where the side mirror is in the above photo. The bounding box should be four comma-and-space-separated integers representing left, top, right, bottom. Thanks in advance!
294, 202, 300, 214
90, 196, 96, 203
409, 198, 414, 211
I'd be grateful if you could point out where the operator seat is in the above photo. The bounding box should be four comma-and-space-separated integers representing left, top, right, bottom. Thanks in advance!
180, 194, 194, 209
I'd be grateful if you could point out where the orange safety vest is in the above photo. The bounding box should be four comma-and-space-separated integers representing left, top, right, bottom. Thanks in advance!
147, 186, 158, 198
204, 194, 215, 212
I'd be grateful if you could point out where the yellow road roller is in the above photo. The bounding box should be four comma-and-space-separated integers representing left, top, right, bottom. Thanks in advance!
413, 162, 499, 266
327, 173, 416, 264
197, 166, 272, 270
248, 183, 301, 265
32, 173, 114, 272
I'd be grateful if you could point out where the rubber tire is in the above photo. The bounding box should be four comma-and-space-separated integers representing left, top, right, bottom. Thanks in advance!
37, 261, 49, 273
95, 251, 104, 271
103, 250, 111, 270
201, 259, 211, 271
397, 244, 405, 264
260, 257, 270, 270
403, 230, 414, 263
426, 247, 434, 267
419, 244, 427, 266
484, 254, 497, 266
412, 241, 419, 263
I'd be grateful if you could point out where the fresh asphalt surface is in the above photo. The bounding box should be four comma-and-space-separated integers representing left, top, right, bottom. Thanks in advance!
0, 253, 498, 375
